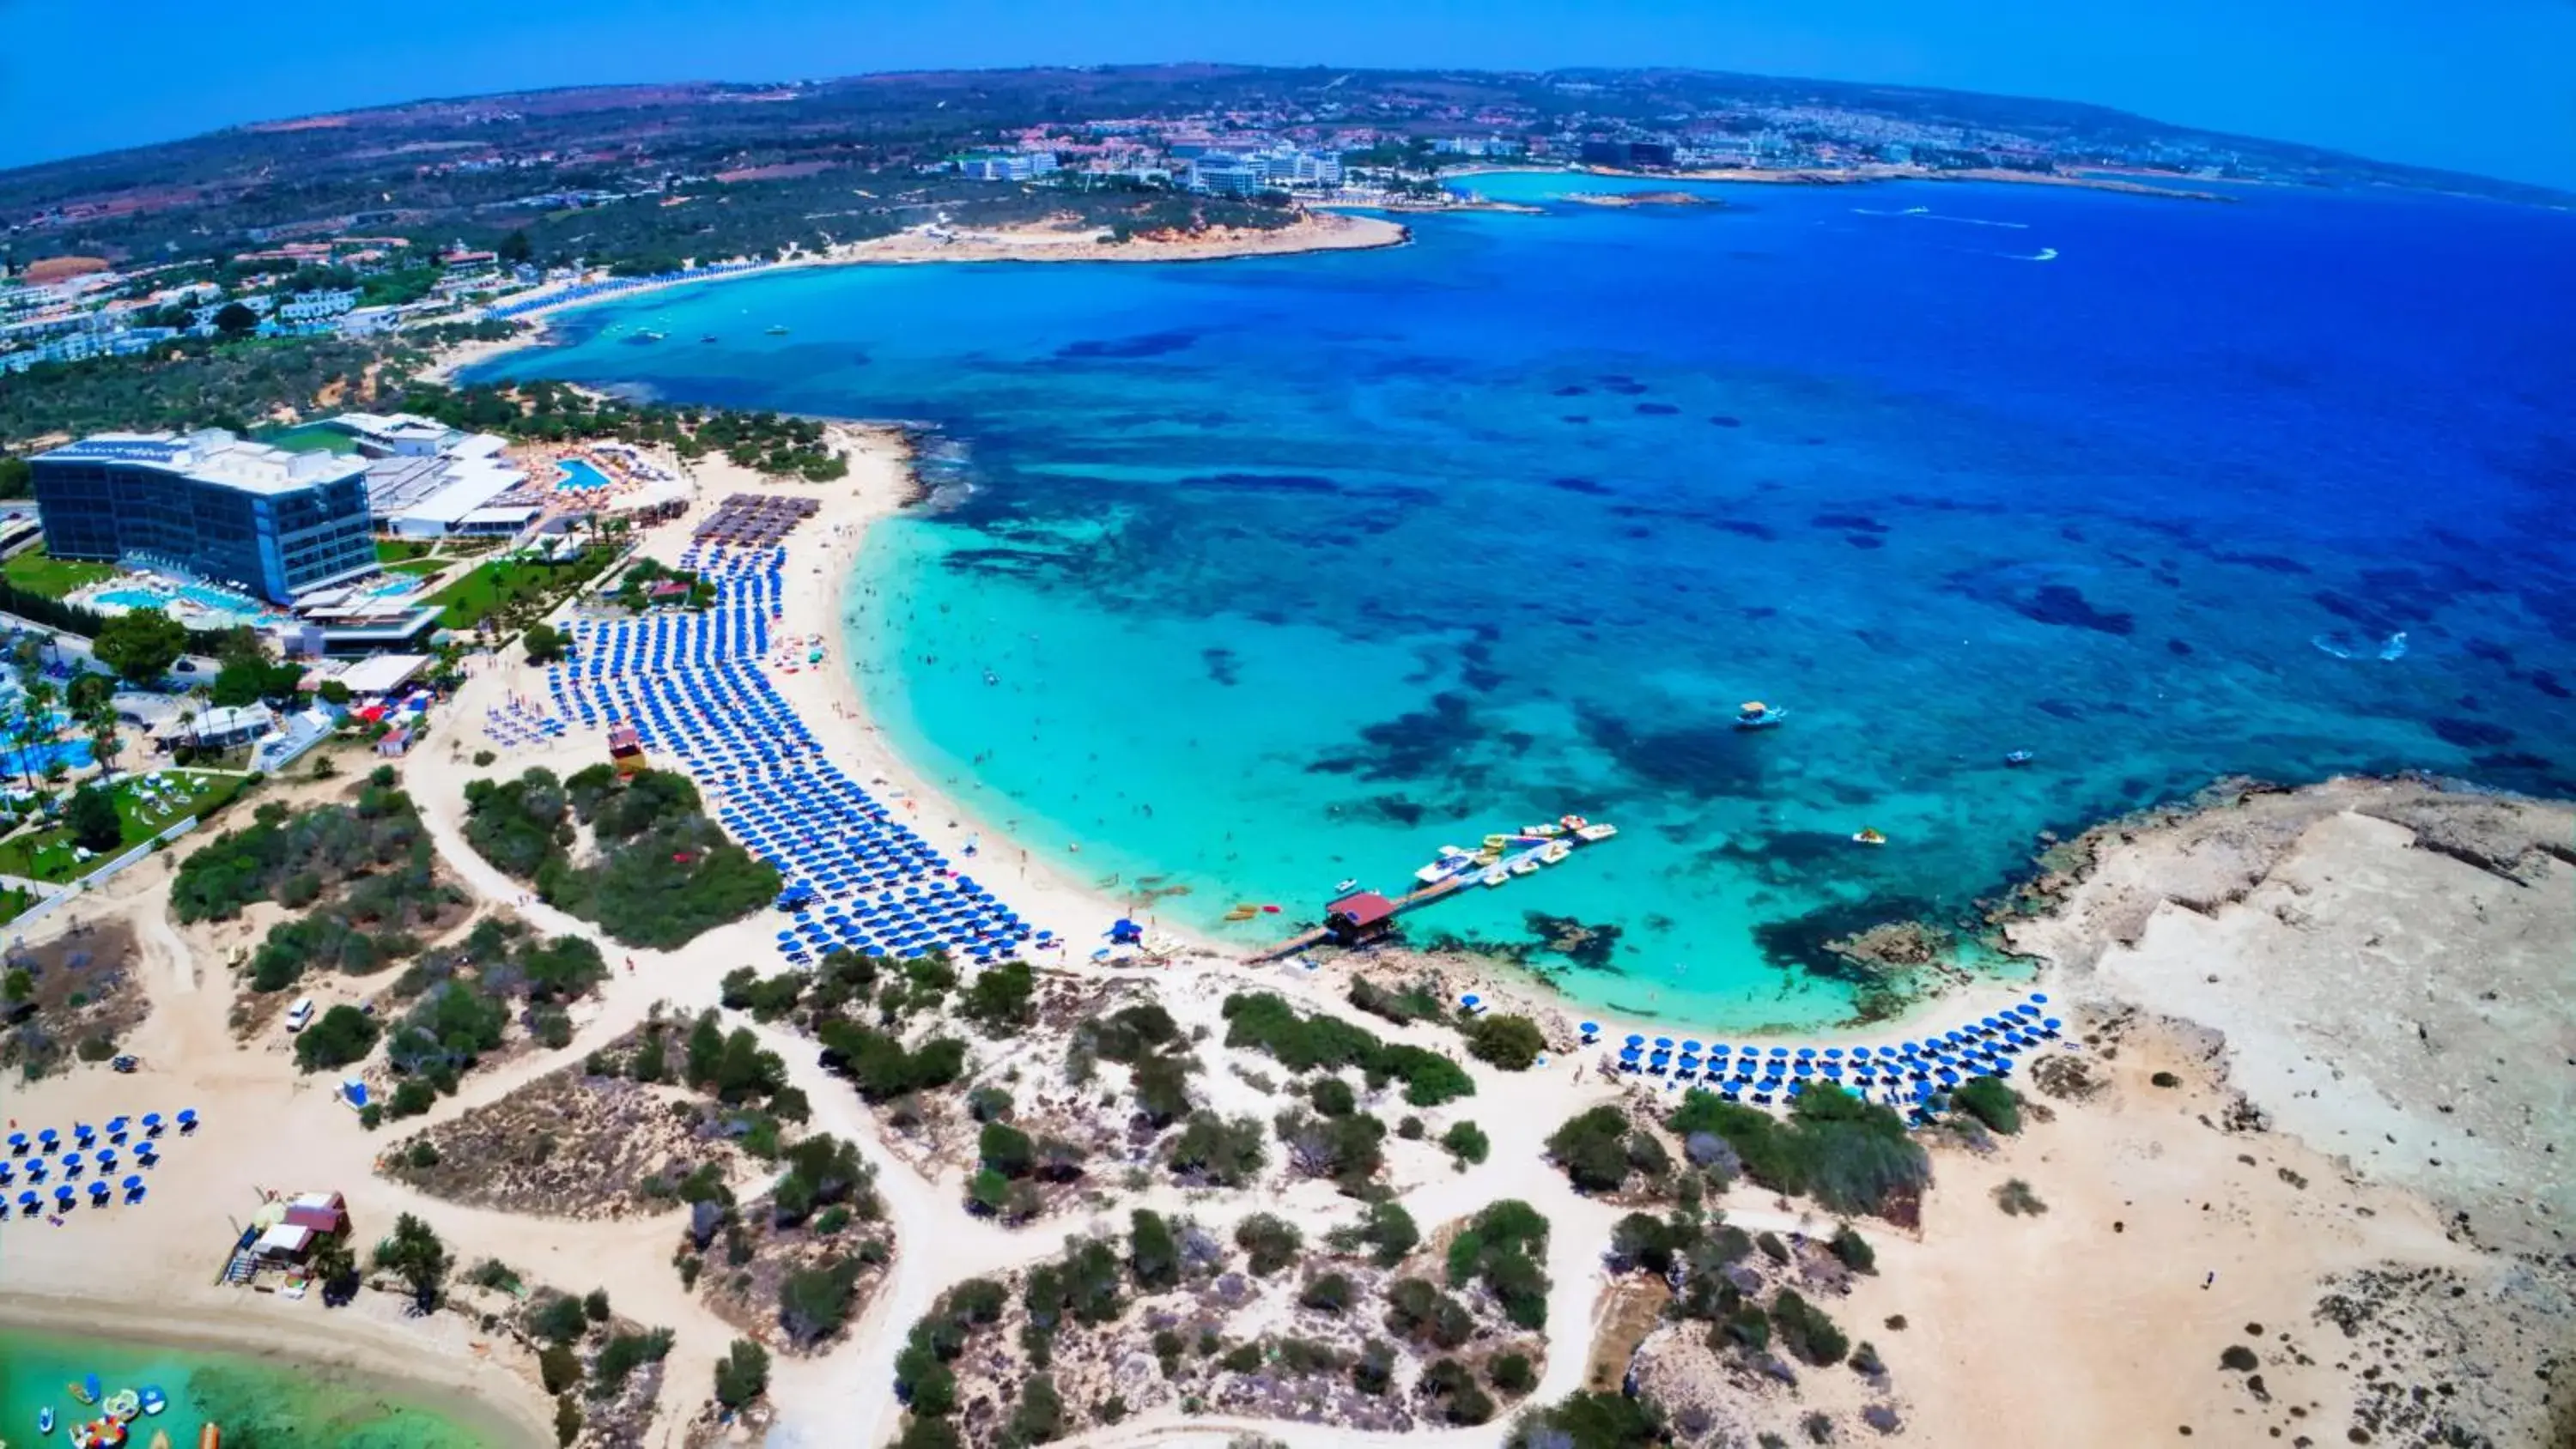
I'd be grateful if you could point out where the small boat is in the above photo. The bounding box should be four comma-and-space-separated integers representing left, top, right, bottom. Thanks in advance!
149, 1434, 169, 1449
70, 1379, 97, 1407
101, 1392, 137, 1423
1332, 878, 1358, 894
1735, 700, 1787, 729
39, 1407, 54, 1435
698, 334, 720, 343
1481, 833, 1510, 852
135, 1390, 165, 1418
765, 324, 790, 335
1519, 822, 1566, 838
1852, 828, 1887, 846
1574, 822, 1618, 843
2003, 749, 2034, 767
632, 330, 665, 343
198, 1427, 218, 1449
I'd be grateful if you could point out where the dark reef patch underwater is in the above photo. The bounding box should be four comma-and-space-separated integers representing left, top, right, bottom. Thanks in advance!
477, 171, 2576, 1028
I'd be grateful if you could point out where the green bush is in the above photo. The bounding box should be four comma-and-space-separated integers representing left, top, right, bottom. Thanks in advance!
1506, 1389, 1664, 1449
1234, 1213, 1303, 1276
957, 960, 1036, 1034
588, 1327, 673, 1397
1830, 1223, 1876, 1274
1346, 975, 1445, 1025
465, 767, 778, 948
1546, 1106, 1633, 1193
1128, 1209, 1180, 1290
294, 1004, 379, 1072
1332, 1200, 1419, 1268
1667, 1083, 1930, 1218
537, 1343, 580, 1395
1166, 1111, 1266, 1186
1441, 1119, 1491, 1167
1950, 1075, 2023, 1134
1298, 1271, 1353, 1313
1382, 1277, 1475, 1349
712, 1337, 771, 1409
1220, 991, 1474, 1106
1771, 1289, 1850, 1366
1490, 1351, 1536, 1393
1443, 1200, 1551, 1331
1465, 1013, 1547, 1070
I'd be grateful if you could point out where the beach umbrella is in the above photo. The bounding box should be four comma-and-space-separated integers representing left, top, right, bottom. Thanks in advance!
1795, 1046, 1816, 1059
1653, 1036, 1674, 1050
53, 1184, 74, 1208
1460, 993, 1481, 1009
37, 1128, 58, 1149
62, 1152, 82, 1175
106, 1116, 129, 1137
1578, 1022, 1600, 1040
2029, 993, 2049, 1005
1792, 1059, 1814, 1076
87, 1180, 109, 1204
6, 1132, 22, 1153
1681, 1039, 1703, 1054
2043, 1018, 2063, 1033
1850, 1046, 1872, 1059
14, 1190, 33, 1211
1769, 1046, 1789, 1058
177, 1109, 198, 1132
1824, 1047, 1844, 1059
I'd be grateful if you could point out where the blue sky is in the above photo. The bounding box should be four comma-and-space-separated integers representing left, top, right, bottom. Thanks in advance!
2, 0, 2571, 187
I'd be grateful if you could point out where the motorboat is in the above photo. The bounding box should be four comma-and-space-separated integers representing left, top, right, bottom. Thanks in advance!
1520, 822, 1567, 838
2004, 749, 2035, 767
766, 324, 791, 335
1735, 700, 1787, 729
1852, 828, 1888, 846
1333, 878, 1358, 894
1574, 822, 1618, 843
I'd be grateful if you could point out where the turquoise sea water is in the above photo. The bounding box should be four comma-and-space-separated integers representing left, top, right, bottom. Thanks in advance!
0, 1325, 495, 1447
474, 173, 2576, 1029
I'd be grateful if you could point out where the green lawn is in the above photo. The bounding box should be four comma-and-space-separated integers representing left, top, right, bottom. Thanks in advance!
0, 884, 38, 925
0, 771, 245, 884
2, 545, 115, 600
376, 537, 438, 563
259, 423, 359, 456
384, 558, 451, 578
426, 551, 613, 632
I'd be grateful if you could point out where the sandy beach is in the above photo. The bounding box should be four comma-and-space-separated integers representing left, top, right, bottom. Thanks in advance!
2, 397, 2565, 1449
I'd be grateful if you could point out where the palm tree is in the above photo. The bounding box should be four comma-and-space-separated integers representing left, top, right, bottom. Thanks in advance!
87, 705, 121, 785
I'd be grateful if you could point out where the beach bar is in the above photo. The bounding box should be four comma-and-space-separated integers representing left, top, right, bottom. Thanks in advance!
1323, 891, 1400, 946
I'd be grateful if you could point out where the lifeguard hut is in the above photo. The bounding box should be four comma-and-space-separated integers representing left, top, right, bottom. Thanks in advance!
607, 721, 646, 773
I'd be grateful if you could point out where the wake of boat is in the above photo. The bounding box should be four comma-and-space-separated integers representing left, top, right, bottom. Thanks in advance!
1851, 205, 2029, 228
2312, 629, 2408, 661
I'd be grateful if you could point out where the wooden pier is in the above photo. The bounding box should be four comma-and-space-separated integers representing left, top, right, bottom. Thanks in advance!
1253, 824, 1614, 960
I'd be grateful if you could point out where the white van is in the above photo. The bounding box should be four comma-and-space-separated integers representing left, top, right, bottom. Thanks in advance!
285, 997, 316, 1033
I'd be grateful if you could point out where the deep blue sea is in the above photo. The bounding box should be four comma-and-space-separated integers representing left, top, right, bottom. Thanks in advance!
473, 172, 2576, 1030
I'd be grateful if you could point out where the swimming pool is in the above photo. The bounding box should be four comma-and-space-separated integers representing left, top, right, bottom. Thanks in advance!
555, 458, 616, 492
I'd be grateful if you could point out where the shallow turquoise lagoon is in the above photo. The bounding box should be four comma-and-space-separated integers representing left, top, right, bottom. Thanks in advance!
476, 175, 2576, 1028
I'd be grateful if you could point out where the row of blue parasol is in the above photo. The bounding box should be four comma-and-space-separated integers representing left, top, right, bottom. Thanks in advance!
1582, 997, 2063, 1108
2, 1108, 193, 1216
544, 545, 1045, 970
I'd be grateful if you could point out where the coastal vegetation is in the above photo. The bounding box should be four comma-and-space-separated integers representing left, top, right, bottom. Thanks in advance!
0, 920, 148, 1080
395, 379, 854, 482
1220, 990, 1474, 1106
1665, 1083, 1930, 1219
462, 765, 781, 948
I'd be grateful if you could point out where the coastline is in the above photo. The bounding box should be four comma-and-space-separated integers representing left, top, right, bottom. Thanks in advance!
1451, 160, 2234, 202
0, 1292, 555, 1447
419, 209, 1409, 385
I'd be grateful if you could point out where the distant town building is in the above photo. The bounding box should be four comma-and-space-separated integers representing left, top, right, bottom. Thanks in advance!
1579, 139, 1677, 169
1433, 136, 1525, 158
276, 288, 359, 324
30, 432, 378, 603
958, 153, 1060, 181
1185, 154, 1270, 197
